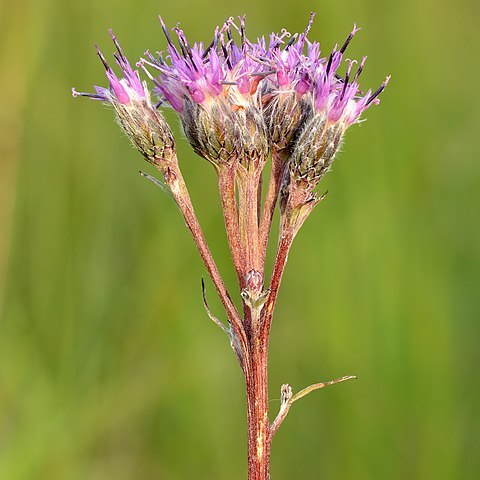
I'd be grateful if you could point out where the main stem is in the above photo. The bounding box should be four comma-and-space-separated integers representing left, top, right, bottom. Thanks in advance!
236, 159, 296, 479
160, 156, 304, 479
245, 224, 296, 479
246, 343, 270, 480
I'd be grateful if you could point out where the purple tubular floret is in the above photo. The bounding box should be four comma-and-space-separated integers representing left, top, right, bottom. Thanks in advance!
71, 87, 106, 101
159, 16, 175, 49
73, 34, 147, 106
340, 24, 361, 54
95, 45, 130, 104
109, 30, 145, 97
366, 75, 391, 106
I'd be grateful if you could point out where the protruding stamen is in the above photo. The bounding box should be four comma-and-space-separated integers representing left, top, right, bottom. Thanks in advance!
326, 46, 337, 76
226, 24, 234, 43
71, 87, 102, 100
139, 56, 168, 74
219, 17, 234, 36
285, 33, 298, 49
340, 23, 361, 54
137, 60, 162, 87
251, 69, 276, 77
109, 29, 126, 60
271, 29, 291, 49
202, 27, 219, 60
306, 12, 316, 34
299, 11, 315, 46
173, 26, 198, 71
173, 26, 188, 58
239, 15, 246, 46
222, 43, 233, 69
159, 16, 175, 48
354, 56, 367, 81
95, 45, 111, 71
339, 60, 356, 101
366, 75, 390, 105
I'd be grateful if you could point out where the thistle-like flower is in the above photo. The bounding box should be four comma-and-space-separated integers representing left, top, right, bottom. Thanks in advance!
257, 13, 317, 153
139, 18, 268, 171
258, 20, 390, 233
72, 31, 175, 169
261, 20, 389, 177
287, 42, 390, 189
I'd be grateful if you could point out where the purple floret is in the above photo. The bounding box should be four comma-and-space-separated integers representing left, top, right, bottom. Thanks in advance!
254, 17, 389, 126
138, 17, 270, 113
72, 31, 147, 105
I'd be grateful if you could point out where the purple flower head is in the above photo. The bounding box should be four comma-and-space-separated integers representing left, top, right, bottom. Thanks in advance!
72, 31, 175, 168
139, 17, 268, 167
72, 30, 148, 107
254, 14, 321, 151
258, 17, 389, 140
265, 17, 391, 195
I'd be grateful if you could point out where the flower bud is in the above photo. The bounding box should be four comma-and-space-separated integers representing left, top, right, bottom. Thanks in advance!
263, 91, 313, 153
241, 270, 268, 310
180, 95, 267, 169
266, 23, 391, 193
289, 113, 343, 186
112, 98, 175, 167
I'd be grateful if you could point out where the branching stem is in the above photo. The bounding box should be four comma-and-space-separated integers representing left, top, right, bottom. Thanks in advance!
270, 375, 357, 439
258, 149, 289, 271
218, 165, 245, 286
260, 226, 295, 344
156, 160, 249, 367
237, 167, 262, 273
149, 153, 351, 480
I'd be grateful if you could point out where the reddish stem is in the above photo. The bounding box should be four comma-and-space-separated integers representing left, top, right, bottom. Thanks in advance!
260, 226, 295, 344
159, 155, 316, 480
161, 161, 249, 362
237, 168, 262, 273
258, 150, 289, 272
245, 343, 270, 480
218, 165, 245, 286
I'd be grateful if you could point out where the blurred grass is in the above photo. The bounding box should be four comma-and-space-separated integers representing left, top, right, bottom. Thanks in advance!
1, 0, 479, 478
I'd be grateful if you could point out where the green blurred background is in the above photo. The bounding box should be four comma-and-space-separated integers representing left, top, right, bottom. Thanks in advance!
1, 0, 479, 478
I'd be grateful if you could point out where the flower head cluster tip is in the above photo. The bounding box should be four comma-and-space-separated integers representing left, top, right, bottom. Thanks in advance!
73, 14, 389, 181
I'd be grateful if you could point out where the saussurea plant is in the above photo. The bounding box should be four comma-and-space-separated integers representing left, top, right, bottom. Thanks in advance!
73, 13, 389, 479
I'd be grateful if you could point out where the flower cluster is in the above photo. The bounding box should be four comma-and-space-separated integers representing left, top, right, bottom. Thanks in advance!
73, 14, 388, 184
